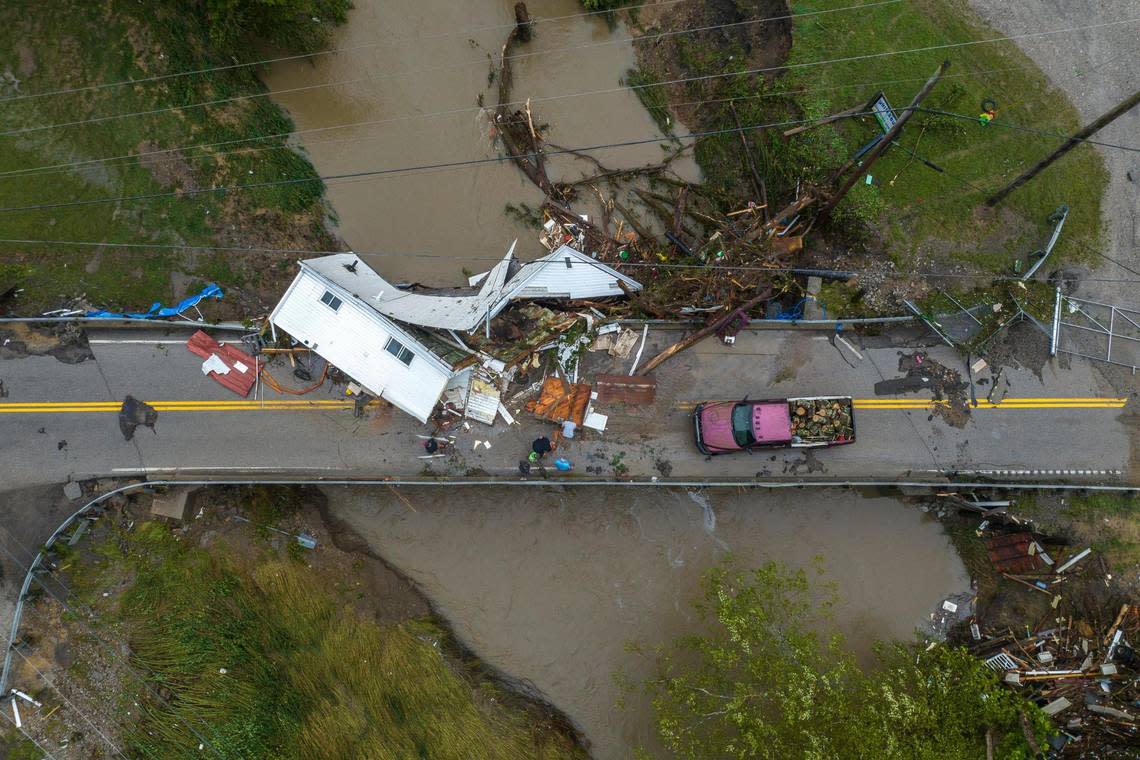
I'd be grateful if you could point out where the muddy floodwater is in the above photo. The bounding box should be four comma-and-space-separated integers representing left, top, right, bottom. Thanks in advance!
264, 0, 698, 283
326, 487, 970, 759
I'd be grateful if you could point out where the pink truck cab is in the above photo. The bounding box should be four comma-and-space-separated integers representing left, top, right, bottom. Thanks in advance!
693, 396, 856, 455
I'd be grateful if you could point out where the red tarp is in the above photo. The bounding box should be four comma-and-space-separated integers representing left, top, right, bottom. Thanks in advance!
186, 330, 257, 397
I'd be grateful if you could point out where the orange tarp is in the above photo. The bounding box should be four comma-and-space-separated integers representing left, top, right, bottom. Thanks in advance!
526, 376, 591, 425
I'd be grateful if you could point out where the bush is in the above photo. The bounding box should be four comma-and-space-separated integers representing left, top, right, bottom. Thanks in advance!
580, 0, 630, 10
202, 0, 352, 57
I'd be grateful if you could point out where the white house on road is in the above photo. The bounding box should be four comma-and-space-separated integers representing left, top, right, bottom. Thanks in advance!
269, 245, 641, 423
269, 256, 454, 422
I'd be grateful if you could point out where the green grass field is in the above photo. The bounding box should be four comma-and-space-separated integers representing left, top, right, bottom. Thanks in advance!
66, 514, 585, 760
781, 0, 1107, 269
0, 1, 334, 313
635, 0, 1108, 276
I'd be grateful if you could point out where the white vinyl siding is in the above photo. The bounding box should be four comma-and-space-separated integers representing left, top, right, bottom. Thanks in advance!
506, 245, 641, 300
269, 269, 450, 422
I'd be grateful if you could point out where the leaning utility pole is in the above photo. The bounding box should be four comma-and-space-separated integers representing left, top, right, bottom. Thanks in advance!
987, 88, 1140, 207
819, 61, 949, 216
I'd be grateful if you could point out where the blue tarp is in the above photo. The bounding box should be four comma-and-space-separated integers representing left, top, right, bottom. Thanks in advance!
86, 284, 223, 320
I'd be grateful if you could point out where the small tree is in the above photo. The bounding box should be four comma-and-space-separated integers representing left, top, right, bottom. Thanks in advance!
637, 560, 1049, 759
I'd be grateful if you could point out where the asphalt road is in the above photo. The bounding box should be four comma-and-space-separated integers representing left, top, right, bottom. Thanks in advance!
0, 326, 1132, 488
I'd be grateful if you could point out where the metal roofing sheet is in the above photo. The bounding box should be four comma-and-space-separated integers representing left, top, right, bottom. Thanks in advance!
984, 532, 1047, 574
302, 246, 516, 332
594, 374, 656, 405
186, 330, 257, 397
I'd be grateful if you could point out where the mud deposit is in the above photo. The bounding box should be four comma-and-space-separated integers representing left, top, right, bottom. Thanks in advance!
325, 486, 970, 759
263, 0, 698, 284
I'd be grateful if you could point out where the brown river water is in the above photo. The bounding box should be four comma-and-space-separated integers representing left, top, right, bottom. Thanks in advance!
263, 0, 698, 284
273, 6, 968, 758
326, 487, 970, 760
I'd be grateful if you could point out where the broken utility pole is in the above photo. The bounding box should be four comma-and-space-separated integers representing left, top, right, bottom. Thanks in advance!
986, 88, 1140, 207
637, 287, 773, 375
819, 61, 949, 216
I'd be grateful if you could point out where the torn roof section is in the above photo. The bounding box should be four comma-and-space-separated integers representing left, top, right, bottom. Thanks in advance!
302, 242, 641, 333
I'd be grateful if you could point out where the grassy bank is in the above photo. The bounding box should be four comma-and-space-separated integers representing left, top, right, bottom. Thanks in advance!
44, 492, 586, 759
0, 1, 341, 315
628, 0, 1107, 276
784, 0, 1106, 268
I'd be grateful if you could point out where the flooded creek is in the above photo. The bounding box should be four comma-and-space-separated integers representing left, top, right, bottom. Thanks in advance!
263, 0, 697, 283
325, 486, 970, 760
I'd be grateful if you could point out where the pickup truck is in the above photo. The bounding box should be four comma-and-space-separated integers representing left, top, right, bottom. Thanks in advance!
693, 396, 856, 455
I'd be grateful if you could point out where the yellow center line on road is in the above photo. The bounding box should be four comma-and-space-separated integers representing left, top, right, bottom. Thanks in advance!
0, 396, 1127, 415
671, 397, 1127, 411
0, 399, 359, 414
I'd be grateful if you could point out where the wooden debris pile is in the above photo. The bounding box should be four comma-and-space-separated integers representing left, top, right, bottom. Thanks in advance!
972, 602, 1138, 751
491, 5, 811, 320
789, 398, 853, 444
948, 518, 1140, 753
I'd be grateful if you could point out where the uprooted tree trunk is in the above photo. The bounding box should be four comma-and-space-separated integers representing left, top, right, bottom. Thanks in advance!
495, 3, 555, 196
636, 287, 773, 375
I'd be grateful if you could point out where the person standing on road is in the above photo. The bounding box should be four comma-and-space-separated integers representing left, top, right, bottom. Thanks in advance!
529, 435, 552, 462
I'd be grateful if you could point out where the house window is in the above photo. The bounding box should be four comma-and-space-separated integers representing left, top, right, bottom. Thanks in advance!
385, 337, 415, 366
319, 290, 342, 312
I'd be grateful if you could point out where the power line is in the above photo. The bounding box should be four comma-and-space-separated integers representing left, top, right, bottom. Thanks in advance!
0, 0, 902, 138
5, 15, 1137, 179
4, 237, 1140, 284
0, 531, 227, 760
0, 0, 695, 104
0, 708, 60, 760
10, 649, 130, 760
0, 63, 1042, 182
917, 107, 1140, 152
0, 114, 872, 214
5, 93, 1140, 219
7, 11, 1137, 142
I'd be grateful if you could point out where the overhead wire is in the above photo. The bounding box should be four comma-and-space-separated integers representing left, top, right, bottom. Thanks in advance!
2, 14, 1136, 181
0, 63, 1050, 182
0, 113, 884, 214
0, 532, 228, 760
0, 708, 60, 760
9, 648, 131, 760
1, 9, 1132, 288
0, 0, 699, 104
915, 108, 1140, 153
3, 90, 1139, 218
6, 237, 1140, 285
0, 0, 905, 138
6, 11, 1139, 141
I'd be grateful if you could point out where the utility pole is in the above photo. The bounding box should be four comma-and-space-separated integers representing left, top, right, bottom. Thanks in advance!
986, 88, 1140, 207
820, 61, 949, 216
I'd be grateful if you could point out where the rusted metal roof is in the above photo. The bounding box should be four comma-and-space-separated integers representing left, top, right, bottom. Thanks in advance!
186, 330, 257, 397
594, 374, 657, 405
985, 532, 1047, 574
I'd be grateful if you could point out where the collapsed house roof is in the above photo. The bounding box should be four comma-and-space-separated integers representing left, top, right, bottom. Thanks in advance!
301, 243, 641, 333
269, 243, 641, 424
